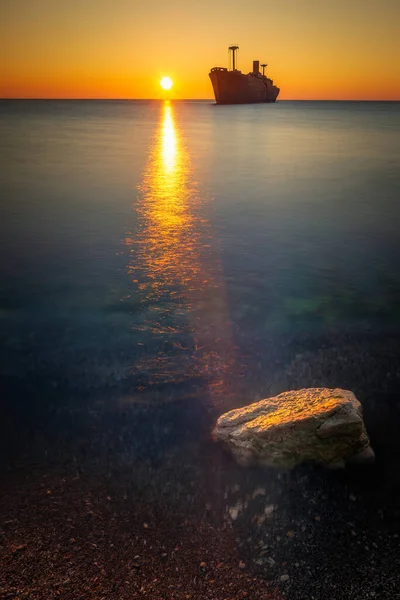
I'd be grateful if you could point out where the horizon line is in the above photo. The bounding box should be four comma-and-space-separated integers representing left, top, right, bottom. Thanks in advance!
1, 98, 399, 102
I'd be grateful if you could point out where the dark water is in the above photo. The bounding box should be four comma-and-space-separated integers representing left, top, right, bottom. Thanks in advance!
1, 100, 400, 598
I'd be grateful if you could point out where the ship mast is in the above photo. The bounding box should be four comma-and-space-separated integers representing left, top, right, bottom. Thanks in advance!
261, 63, 267, 76
229, 45, 239, 71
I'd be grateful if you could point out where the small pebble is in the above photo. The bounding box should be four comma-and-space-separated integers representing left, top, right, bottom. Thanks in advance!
252, 487, 266, 499
287, 530, 295, 538
11, 544, 27, 554
228, 501, 243, 521
280, 574, 290, 582
256, 515, 266, 525
229, 507, 239, 520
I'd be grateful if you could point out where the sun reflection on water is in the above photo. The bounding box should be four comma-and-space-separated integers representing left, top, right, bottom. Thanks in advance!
125, 101, 238, 402
135, 101, 202, 301
161, 104, 176, 173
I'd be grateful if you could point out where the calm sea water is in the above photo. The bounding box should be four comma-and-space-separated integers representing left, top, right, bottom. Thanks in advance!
1, 100, 400, 406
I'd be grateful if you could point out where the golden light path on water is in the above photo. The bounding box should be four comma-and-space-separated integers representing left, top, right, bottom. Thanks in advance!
139, 102, 198, 288
126, 101, 237, 403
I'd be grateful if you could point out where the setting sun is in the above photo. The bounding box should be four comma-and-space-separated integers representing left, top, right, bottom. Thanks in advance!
160, 76, 173, 91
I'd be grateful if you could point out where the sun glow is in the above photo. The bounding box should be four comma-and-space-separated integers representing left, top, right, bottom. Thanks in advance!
160, 76, 173, 91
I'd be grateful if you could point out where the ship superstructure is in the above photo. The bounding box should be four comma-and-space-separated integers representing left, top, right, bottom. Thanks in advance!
209, 46, 280, 105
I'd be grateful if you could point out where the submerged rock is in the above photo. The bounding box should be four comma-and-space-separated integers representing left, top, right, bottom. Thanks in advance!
213, 388, 374, 469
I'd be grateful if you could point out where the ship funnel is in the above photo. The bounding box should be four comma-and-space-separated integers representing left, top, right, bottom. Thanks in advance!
253, 60, 260, 74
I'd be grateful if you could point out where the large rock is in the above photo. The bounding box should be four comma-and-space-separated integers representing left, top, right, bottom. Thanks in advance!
213, 388, 374, 469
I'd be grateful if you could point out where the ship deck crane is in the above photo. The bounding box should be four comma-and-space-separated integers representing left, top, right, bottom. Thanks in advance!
228, 45, 239, 71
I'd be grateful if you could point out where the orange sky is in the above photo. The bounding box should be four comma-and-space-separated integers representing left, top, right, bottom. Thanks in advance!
2, 0, 400, 100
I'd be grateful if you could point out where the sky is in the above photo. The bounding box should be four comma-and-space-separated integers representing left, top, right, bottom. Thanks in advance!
1, 0, 400, 100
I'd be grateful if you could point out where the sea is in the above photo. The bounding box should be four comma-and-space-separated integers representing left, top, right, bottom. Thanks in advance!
1, 100, 400, 599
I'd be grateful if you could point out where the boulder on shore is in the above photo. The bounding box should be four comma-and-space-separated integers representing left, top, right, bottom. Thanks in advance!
213, 388, 374, 469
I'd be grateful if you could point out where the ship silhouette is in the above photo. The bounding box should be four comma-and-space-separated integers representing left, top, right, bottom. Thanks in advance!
209, 45, 280, 104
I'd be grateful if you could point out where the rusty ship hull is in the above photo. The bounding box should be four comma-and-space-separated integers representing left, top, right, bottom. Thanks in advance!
209, 68, 279, 104
209, 49, 280, 105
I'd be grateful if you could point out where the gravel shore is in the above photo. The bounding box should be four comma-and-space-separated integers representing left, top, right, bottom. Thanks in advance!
1, 329, 400, 599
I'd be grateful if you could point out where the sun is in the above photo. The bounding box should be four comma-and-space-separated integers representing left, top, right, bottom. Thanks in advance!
160, 76, 173, 91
